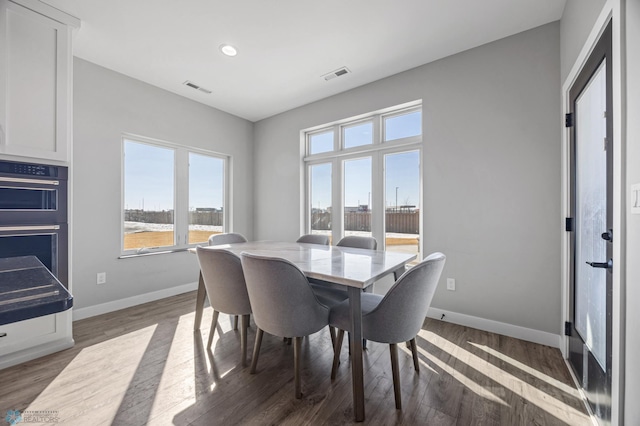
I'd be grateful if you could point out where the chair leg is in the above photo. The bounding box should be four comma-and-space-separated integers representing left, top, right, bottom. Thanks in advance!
233, 315, 239, 330
207, 310, 220, 349
250, 328, 264, 374
409, 338, 419, 373
390, 343, 402, 410
240, 314, 249, 367
331, 329, 345, 380
329, 326, 336, 348
294, 336, 302, 399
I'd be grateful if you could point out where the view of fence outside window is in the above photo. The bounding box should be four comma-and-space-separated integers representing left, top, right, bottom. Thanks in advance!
122, 137, 227, 253
303, 104, 422, 260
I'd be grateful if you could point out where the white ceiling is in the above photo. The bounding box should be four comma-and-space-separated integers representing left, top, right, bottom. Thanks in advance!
42, 0, 566, 122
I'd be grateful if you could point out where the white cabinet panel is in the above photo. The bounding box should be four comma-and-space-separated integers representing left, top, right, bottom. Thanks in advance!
0, 0, 72, 162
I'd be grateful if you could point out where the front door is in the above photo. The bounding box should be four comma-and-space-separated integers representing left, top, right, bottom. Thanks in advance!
567, 21, 612, 424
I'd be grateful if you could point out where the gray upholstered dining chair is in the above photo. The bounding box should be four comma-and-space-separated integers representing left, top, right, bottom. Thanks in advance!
328, 252, 446, 410
208, 232, 247, 246
296, 234, 330, 245
196, 247, 252, 366
240, 252, 331, 399
336, 235, 377, 250
208, 232, 248, 330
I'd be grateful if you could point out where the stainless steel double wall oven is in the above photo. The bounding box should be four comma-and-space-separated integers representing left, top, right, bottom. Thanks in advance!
0, 160, 68, 286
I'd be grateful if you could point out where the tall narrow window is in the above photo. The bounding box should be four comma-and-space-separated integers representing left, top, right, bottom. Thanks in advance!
344, 157, 372, 238
385, 150, 420, 264
123, 140, 175, 250
309, 163, 332, 241
189, 153, 225, 244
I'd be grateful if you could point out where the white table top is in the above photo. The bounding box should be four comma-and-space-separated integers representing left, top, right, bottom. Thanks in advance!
196, 241, 416, 289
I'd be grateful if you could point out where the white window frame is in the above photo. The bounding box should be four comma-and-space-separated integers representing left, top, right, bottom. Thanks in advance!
121, 134, 230, 256
302, 102, 422, 257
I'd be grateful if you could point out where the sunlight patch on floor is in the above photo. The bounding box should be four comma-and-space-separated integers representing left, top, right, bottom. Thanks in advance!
468, 341, 581, 397
421, 330, 591, 425
26, 325, 157, 424
414, 344, 510, 405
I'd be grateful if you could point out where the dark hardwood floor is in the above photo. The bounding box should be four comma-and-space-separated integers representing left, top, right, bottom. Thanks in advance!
0, 292, 591, 425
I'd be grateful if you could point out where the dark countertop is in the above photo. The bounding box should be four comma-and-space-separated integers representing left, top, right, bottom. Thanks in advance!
0, 256, 73, 326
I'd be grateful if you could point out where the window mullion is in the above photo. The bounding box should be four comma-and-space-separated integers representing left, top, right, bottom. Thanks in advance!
332, 157, 342, 244
175, 149, 189, 247
371, 152, 385, 249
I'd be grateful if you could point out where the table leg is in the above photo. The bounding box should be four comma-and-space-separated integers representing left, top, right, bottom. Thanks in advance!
194, 271, 206, 331
393, 265, 406, 282
348, 286, 365, 422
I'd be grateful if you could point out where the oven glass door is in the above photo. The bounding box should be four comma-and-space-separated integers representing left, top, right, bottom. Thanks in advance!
0, 186, 57, 210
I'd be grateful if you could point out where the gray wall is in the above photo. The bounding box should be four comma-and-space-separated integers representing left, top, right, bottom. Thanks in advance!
72, 58, 254, 310
560, 0, 608, 81
253, 23, 562, 334
625, 0, 640, 421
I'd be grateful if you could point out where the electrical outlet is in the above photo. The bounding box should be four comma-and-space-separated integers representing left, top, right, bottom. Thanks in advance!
97, 272, 106, 285
446, 278, 455, 291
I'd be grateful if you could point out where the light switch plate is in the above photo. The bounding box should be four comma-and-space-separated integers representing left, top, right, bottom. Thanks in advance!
632, 183, 640, 215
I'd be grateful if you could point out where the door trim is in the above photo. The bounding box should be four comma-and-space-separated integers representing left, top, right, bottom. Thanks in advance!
561, 3, 625, 425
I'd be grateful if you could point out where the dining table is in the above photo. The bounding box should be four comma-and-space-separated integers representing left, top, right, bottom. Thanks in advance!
192, 240, 416, 422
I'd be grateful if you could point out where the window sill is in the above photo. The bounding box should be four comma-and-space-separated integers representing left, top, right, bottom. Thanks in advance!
118, 248, 191, 259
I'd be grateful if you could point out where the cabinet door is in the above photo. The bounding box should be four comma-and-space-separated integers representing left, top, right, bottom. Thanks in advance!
0, 0, 71, 162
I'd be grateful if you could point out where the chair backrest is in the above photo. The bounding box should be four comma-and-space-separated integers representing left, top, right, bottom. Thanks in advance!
336, 236, 377, 250
363, 252, 446, 343
296, 234, 330, 245
240, 252, 329, 338
208, 232, 247, 246
196, 247, 252, 315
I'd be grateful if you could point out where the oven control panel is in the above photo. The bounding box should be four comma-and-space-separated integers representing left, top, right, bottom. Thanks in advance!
0, 160, 66, 179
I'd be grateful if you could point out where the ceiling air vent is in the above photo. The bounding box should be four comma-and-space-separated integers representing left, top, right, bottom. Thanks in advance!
322, 67, 351, 81
182, 80, 212, 94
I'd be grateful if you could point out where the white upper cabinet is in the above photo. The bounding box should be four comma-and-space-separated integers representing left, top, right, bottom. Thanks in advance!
0, 0, 79, 163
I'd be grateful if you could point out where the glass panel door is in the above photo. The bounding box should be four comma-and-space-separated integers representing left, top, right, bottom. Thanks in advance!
575, 63, 607, 370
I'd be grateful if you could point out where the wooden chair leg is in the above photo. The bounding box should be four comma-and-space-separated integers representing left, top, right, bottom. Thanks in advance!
390, 343, 402, 410
233, 315, 239, 330
331, 329, 345, 380
240, 314, 249, 367
294, 336, 302, 399
250, 328, 264, 374
207, 310, 220, 349
409, 338, 419, 373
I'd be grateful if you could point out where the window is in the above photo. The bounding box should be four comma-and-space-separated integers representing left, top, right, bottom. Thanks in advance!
122, 136, 228, 254
309, 163, 332, 239
343, 121, 373, 149
303, 103, 422, 261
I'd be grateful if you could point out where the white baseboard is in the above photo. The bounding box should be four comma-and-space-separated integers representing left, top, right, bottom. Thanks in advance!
72, 281, 198, 321
0, 337, 74, 370
427, 307, 562, 349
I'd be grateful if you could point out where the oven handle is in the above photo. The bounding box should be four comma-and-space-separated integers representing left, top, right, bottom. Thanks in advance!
0, 177, 59, 186
0, 225, 60, 232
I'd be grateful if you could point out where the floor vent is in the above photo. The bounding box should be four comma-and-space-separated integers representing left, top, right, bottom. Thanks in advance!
182, 80, 212, 94
322, 67, 351, 81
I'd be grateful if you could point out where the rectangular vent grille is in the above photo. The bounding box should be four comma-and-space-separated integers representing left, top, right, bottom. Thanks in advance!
322, 67, 351, 81
183, 80, 212, 94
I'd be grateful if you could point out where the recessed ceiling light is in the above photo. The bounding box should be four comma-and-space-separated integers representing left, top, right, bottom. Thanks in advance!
219, 44, 238, 57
